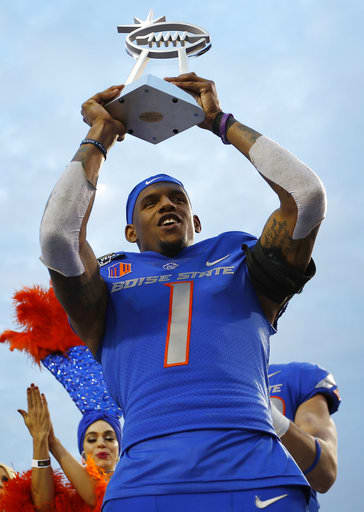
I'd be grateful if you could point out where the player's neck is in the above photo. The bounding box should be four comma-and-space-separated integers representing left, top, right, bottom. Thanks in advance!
140, 240, 190, 257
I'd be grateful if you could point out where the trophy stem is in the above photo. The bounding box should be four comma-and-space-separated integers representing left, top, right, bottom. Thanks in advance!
178, 47, 188, 74
125, 48, 150, 85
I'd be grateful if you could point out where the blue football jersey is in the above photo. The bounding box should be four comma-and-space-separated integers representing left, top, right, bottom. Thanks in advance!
97, 232, 309, 502
268, 362, 341, 511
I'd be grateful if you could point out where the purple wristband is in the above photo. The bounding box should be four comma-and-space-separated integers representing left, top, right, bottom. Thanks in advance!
219, 113, 233, 145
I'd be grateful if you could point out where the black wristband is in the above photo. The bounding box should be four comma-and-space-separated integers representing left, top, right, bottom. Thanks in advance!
212, 111, 224, 135
80, 138, 107, 160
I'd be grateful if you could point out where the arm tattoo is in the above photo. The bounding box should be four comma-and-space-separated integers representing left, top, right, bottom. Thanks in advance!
262, 218, 292, 262
235, 122, 261, 146
262, 217, 318, 269
263, 218, 290, 250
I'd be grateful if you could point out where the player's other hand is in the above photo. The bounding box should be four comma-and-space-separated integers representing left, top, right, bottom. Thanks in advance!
164, 73, 221, 131
81, 85, 126, 141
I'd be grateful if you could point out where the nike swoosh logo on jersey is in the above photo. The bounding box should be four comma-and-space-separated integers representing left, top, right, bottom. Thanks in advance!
205, 254, 230, 266
255, 494, 288, 509
145, 177, 160, 185
268, 370, 281, 379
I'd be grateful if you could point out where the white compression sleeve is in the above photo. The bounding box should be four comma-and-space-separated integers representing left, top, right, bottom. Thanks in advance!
249, 136, 327, 239
270, 400, 290, 438
39, 161, 96, 277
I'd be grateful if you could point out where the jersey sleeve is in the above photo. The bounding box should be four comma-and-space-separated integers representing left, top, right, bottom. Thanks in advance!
296, 362, 341, 414
239, 231, 258, 250
96, 251, 128, 362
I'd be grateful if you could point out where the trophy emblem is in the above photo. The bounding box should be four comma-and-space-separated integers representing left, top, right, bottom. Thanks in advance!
105, 10, 211, 144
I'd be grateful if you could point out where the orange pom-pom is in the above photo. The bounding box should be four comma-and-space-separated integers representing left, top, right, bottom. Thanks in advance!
0, 462, 108, 511
85, 456, 109, 509
0, 470, 79, 512
0, 285, 84, 364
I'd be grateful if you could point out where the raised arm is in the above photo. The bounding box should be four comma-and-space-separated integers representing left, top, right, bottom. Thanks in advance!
40, 86, 125, 355
226, 121, 325, 324
271, 395, 338, 493
48, 436, 97, 507
165, 73, 326, 325
19, 385, 98, 507
18, 385, 55, 512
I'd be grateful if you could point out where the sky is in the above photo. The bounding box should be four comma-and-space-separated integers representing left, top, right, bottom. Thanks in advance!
1, 0, 363, 509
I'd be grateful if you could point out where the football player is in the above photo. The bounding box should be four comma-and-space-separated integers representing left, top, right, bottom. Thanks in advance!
269, 362, 340, 511
39, 73, 327, 511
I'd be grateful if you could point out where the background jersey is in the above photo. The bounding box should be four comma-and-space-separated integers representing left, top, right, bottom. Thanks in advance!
97, 232, 308, 502
269, 362, 341, 511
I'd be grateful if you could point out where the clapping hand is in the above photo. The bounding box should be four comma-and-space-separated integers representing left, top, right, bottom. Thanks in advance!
18, 384, 53, 441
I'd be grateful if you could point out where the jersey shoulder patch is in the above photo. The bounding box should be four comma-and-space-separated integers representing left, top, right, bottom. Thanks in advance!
97, 252, 126, 267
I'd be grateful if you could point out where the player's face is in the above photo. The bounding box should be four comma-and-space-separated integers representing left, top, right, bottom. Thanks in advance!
126, 182, 201, 256
83, 420, 119, 472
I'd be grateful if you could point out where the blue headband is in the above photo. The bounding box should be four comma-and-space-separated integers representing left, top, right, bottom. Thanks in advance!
77, 410, 122, 455
126, 174, 185, 224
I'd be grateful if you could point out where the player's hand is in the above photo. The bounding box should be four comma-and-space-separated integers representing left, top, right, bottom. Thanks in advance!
164, 73, 221, 131
81, 85, 126, 141
18, 384, 53, 440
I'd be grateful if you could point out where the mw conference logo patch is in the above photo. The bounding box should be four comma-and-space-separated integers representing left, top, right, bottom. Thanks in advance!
108, 262, 132, 279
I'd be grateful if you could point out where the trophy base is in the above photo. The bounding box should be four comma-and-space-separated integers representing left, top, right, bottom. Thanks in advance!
104, 74, 205, 144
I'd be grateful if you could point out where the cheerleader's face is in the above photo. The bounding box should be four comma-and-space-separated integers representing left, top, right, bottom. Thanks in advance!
0, 467, 9, 495
83, 420, 119, 472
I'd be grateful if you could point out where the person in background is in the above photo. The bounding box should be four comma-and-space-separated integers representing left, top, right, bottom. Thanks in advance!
19, 384, 121, 511
269, 361, 340, 511
0, 464, 15, 497
0, 384, 121, 512
0, 286, 123, 512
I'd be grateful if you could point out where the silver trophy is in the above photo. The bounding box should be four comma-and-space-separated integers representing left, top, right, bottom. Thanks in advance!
105, 10, 211, 144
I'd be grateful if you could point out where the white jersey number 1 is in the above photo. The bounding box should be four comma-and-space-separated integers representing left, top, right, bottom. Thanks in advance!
163, 281, 194, 367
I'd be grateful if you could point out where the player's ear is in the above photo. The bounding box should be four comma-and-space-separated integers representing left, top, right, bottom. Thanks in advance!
125, 224, 137, 243
193, 215, 201, 233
